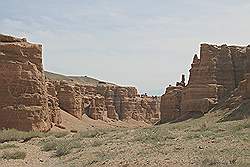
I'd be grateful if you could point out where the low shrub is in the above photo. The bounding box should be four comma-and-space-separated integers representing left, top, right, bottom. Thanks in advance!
48, 131, 69, 138
2, 151, 26, 160
0, 144, 18, 150
0, 129, 45, 143
41, 137, 81, 157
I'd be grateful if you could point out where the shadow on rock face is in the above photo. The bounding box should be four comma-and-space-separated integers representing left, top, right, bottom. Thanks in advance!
218, 100, 250, 122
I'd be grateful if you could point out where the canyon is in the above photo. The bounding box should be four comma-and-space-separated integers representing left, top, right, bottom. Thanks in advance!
0, 34, 160, 131
0, 34, 249, 167
0, 34, 249, 131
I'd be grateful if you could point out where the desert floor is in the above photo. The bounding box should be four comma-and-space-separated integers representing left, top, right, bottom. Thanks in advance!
0, 110, 249, 167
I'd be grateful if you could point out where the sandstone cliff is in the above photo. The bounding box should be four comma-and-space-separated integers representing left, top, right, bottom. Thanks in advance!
0, 34, 160, 131
161, 44, 250, 122
0, 34, 55, 131
46, 75, 161, 124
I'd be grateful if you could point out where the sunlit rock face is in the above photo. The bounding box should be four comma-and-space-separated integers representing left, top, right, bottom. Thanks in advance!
161, 44, 250, 122
46, 80, 62, 125
56, 81, 83, 119
49, 79, 160, 124
160, 86, 183, 122
0, 34, 52, 131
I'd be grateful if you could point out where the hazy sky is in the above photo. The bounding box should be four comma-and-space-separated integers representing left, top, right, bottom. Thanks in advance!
1, 0, 250, 95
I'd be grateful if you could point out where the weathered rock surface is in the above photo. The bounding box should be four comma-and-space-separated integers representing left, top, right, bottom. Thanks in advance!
46, 81, 62, 125
56, 81, 83, 119
161, 44, 250, 122
223, 73, 250, 109
0, 34, 52, 131
47, 77, 161, 124
0, 34, 160, 130
160, 86, 183, 122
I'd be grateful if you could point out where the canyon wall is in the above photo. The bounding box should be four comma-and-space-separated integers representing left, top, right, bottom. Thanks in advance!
222, 73, 250, 110
161, 44, 250, 122
1, 34, 248, 128
47, 79, 161, 124
0, 34, 160, 131
0, 34, 53, 131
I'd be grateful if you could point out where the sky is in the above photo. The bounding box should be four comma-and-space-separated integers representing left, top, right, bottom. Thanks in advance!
1, 0, 250, 95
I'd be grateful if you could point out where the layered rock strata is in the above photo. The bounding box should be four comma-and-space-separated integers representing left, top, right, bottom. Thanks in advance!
160, 86, 183, 121
47, 79, 161, 124
0, 34, 52, 131
0, 34, 161, 131
56, 81, 83, 119
161, 44, 250, 122
46, 81, 62, 125
223, 73, 250, 109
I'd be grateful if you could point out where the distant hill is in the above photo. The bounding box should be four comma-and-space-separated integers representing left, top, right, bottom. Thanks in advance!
45, 71, 116, 86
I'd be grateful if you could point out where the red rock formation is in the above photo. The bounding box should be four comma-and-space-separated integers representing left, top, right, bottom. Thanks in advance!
160, 86, 183, 122
56, 81, 83, 119
136, 96, 161, 123
236, 73, 250, 100
47, 78, 160, 123
181, 84, 224, 113
0, 34, 160, 130
224, 73, 250, 109
161, 44, 250, 122
80, 84, 160, 123
182, 44, 250, 114
46, 81, 62, 125
0, 34, 51, 131
105, 87, 119, 120
246, 74, 250, 99
88, 95, 107, 120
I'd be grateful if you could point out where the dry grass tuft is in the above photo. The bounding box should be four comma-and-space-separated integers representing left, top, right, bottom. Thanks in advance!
0, 129, 45, 143
2, 151, 26, 160
0, 144, 18, 150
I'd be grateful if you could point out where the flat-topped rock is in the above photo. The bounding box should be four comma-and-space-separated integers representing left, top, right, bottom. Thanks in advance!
0, 34, 52, 131
48, 79, 160, 123
0, 34, 27, 42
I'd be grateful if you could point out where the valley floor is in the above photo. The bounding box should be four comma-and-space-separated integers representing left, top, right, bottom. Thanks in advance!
0, 110, 249, 167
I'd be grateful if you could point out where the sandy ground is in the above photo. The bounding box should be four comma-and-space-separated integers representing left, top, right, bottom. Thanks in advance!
51, 110, 151, 132
0, 110, 249, 167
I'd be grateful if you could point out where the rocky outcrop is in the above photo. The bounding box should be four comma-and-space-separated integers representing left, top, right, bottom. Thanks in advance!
215, 73, 250, 121
56, 81, 83, 119
181, 84, 224, 114
46, 81, 62, 125
160, 86, 183, 122
47, 79, 161, 124
236, 73, 250, 99
161, 44, 250, 122
0, 34, 52, 131
105, 88, 119, 120
0, 34, 160, 131
223, 73, 250, 109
